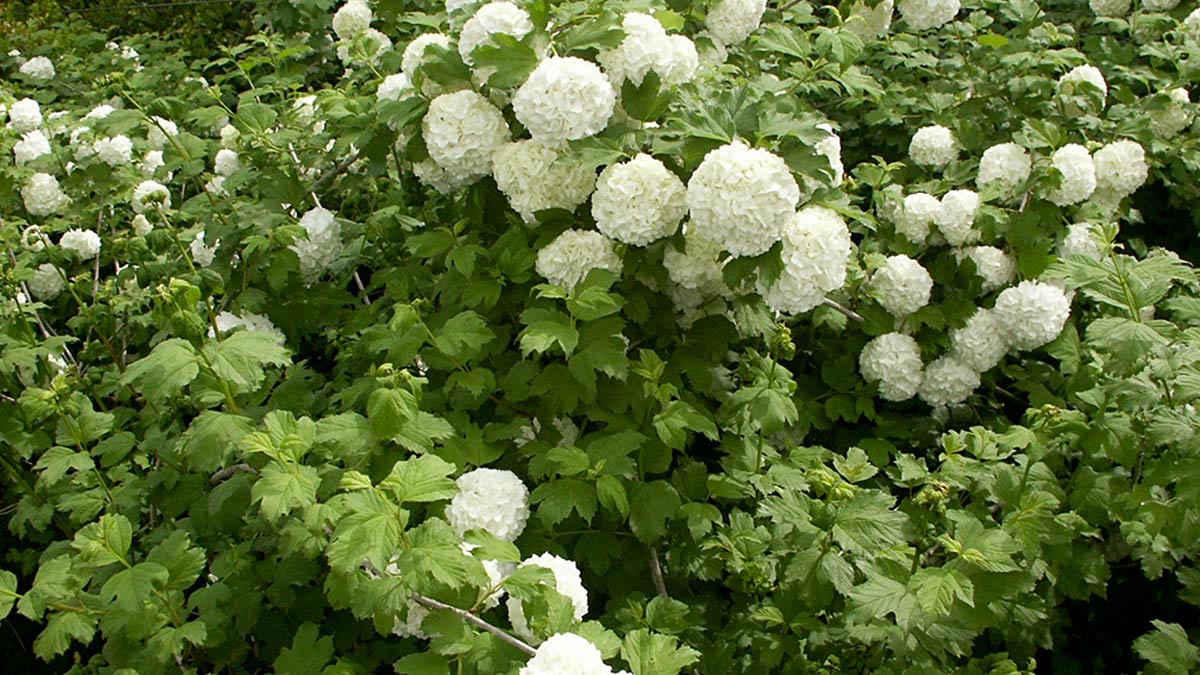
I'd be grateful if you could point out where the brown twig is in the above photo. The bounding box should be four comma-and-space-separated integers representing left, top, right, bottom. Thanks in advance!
209, 463, 257, 483
410, 593, 537, 656
311, 151, 361, 195
823, 298, 865, 323
649, 547, 669, 599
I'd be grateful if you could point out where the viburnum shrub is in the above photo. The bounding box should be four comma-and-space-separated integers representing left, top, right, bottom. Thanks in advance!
4, 0, 1200, 674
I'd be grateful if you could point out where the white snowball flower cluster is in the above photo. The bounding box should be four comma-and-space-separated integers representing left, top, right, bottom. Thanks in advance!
845, 0, 894, 40
507, 553, 589, 640
458, 1, 534, 63
757, 206, 853, 315
909, 125, 958, 169
493, 140, 596, 223
1090, 0, 1131, 16
219, 123, 240, 147
896, 192, 940, 245
598, 13, 698, 88
1058, 222, 1103, 260
84, 104, 116, 122
211, 310, 285, 343
141, 150, 166, 177
519, 633, 629, 675
445, 468, 530, 542
291, 207, 343, 279
686, 141, 800, 258
60, 229, 102, 260
214, 148, 241, 176
423, 90, 511, 183
376, 73, 412, 102
918, 356, 980, 406
534, 229, 622, 291
132, 214, 153, 236
132, 180, 171, 214
859, 332, 924, 402
992, 280, 1071, 350
93, 135, 134, 166
14, 129, 51, 165
933, 189, 980, 246
293, 95, 319, 125
815, 124, 845, 186
1057, 65, 1107, 115
23, 173, 69, 216
977, 142, 1032, 195
1150, 88, 1192, 138
20, 56, 55, 82
513, 57, 616, 143
146, 116, 178, 151
950, 309, 1008, 372
1181, 9, 1200, 40
22, 225, 47, 251
959, 245, 1016, 292
191, 232, 220, 267
592, 154, 687, 245
871, 255, 933, 318
1045, 144, 1096, 206
29, 263, 66, 301
337, 28, 392, 66
706, 0, 768, 46
9, 98, 43, 133
332, 0, 373, 40
414, 157, 475, 194
898, 0, 960, 31
403, 33, 454, 96
663, 235, 728, 295
1091, 140, 1147, 207
1143, 0, 1180, 9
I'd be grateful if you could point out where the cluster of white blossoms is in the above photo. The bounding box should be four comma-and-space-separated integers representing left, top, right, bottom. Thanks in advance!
1091, 140, 1147, 209
458, 1, 534, 64
933, 189, 981, 246
592, 154, 687, 246
422, 90, 511, 186
519, 633, 630, 675
845, 0, 895, 40
60, 229, 102, 260
146, 116, 178, 151
991, 280, 1071, 351
859, 332, 924, 401
214, 148, 241, 177
1058, 222, 1103, 260
1144, 0, 1181, 10
908, 125, 958, 169
1045, 144, 1096, 206
22, 226, 47, 251
131, 180, 171, 214
507, 553, 589, 641
871, 255, 933, 318
19, 56, 55, 83
895, 192, 940, 244
376, 72, 412, 103
23, 173, 69, 216
959, 246, 1016, 292
28, 263, 66, 301
949, 309, 1008, 372
493, 140, 596, 223
1057, 65, 1107, 115
1150, 88, 1192, 137
598, 13, 698, 88
132, 214, 154, 236
513, 57, 616, 143
331, 0, 373, 40
706, 0, 768, 46
917, 355, 980, 406
1089, 0, 1131, 17
93, 135, 134, 167
191, 232, 220, 267
977, 142, 1032, 196
291, 207, 344, 279
9, 98, 43, 133
445, 468, 530, 542
1185, 9, 1200, 41
402, 34, 455, 97
534, 229, 622, 291
211, 310, 285, 344
14, 129, 51, 165
757, 206, 853, 315
898, 0, 960, 31
663, 235, 728, 296
686, 141, 800, 258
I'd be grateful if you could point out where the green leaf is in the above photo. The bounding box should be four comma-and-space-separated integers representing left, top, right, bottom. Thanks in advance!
910, 567, 974, 618
628, 481, 681, 544
1135, 621, 1200, 675
121, 338, 200, 404
531, 478, 598, 525
948, 513, 1022, 573
568, 284, 625, 322
849, 573, 917, 629
72, 513, 133, 567
237, 102, 277, 133
0, 570, 17, 620
101, 562, 169, 611
520, 308, 579, 356
275, 623, 334, 675
145, 531, 207, 592
368, 387, 417, 440
251, 461, 320, 522
471, 34, 540, 89
620, 629, 701, 675
978, 33, 1009, 48
34, 610, 97, 661
434, 311, 494, 362
653, 400, 719, 451
181, 412, 255, 473
395, 653, 450, 675
463, 529, 521, 563
327, 491, 406, 573
557, 11, 625, 55
381, 454, 457, 503
831, 491, 909, 557
34, 446, 95, 487
202, 330, 291, 393
622, 71, 673, 122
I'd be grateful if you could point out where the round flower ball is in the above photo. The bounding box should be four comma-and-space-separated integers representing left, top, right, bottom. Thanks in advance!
934, 189, 980, 246
291, 207, 344, 279
600, 13, 669, 87
214, 148, 241, 177
898, 0, 960, 31
519, 634, 620, 675
1045, 144, 1096, 207
132, 180, 171, 214
423, 90, 511, 183
1090, 0, 1131, 16
513, 57, 616, 143
1058, 65, 1107, 116
909, 125, 958, 170
376, 73, 412, 102
896, 192, 940, 245
845, 0, 895, 40
29, 263, 66, 301
445, 468, 530, 542
1184, 8, 1200, 40
659, 35, 700, 87
706, 0, 768, 46
332, 0, 373, 40
9, 98, 43, 134
592, 154, 687, 246
14, 129, 52, 165
60, 229, 102, 260
1150, 88, 1192, 138
458, 1, 534, 64
663, 235, 727, 293
959, 245, 1016, 292
93, 135, 134, 167
1143, 0, 1180, 9
22, 173, 69, 216
413, 157, 475, 195
859, 332, 924, 402
918, 356, 980, 406
686, 141, 800, 258
20, 56, 55, 83
992, 280, 1071, 351
507, 553, 589, 641
1058, 222, 1103, 261
493, 140, 596, 224
950, 309, 1008, 372
1092, 140, 1147, 203
535, 229, 622, 292
758, 206, 853, 315
977, 142, 1031, 195
402, 33, 455, 96
871, 255, 933, 319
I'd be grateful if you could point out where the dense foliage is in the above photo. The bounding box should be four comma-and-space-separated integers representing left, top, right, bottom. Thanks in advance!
3, 0, 1200, 673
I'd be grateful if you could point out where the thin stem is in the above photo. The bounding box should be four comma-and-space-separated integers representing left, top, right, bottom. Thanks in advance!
823, 298, 864, 323
410, 593, 536, 656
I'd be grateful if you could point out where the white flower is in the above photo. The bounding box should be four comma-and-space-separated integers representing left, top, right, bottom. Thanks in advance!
918, 356, 979, 406
1058, 222, 1103, 260
898, 0, 960, 31
146, 116, 178, 151
1090, 0, 1131, 16
402, 33, 455, 96
445, 468, 530, 542
992, 280, 1071, 350
507, 553, 588, 641
291, 207, 344, 279
210, 310, 285, 343
338, 28, 392, 65
758, 206, 853, 315
141, 150, 166, 177
390, 598, 432, 639
896, 192, 940, 245
664, 235, 728, 294
1144, 0, 1181, 10
214, 148, 241, 176
20, 56, 55, 82
659, 35, 700, 87
132, 180, 171, 214
413, 157, 475, 194
293, 95, 319, 124
859, 332, 924, 402
815, 124, 845, 187
8, 98, 43, 133
875, 184, 905, 225
958, 245, 1015, 292
22, 173, 69, 216
84, 104, 116, 121
845, 0, 894, 40
14, 129, 51, 165
1091, 140, 1147, 205
1185, 9, 1200, 40
208, 175, 227, 195
219, 123, 240, 146
377, 73, 412, 102
29, 263, 65, 301
909, 125, 957, 169
871, 255, 933, 318
1058, 65, 1107, 115
686, 141, 800, 258
423, 90, 511, 183
950, 309, 1008, 372
493, 140, 596, 223
21, 225, 47, 251
519, 633, 625, 675
934, 189, 980, 246
598, 14, 698, 88
1045, 144, 1096, 206
977, 142, 1031, 195
1150, 88, 1192, 137
59, 229, 102, 260
591, 154, 686, 245
332, 0, 373, 40
191, 231, 219, 267
706, 0, 768, 46
93, 135, 134, 166
535, 229, 622, 291
512, 57, 616, 143
458, 1, 534, 64
132, 214, 153, 236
